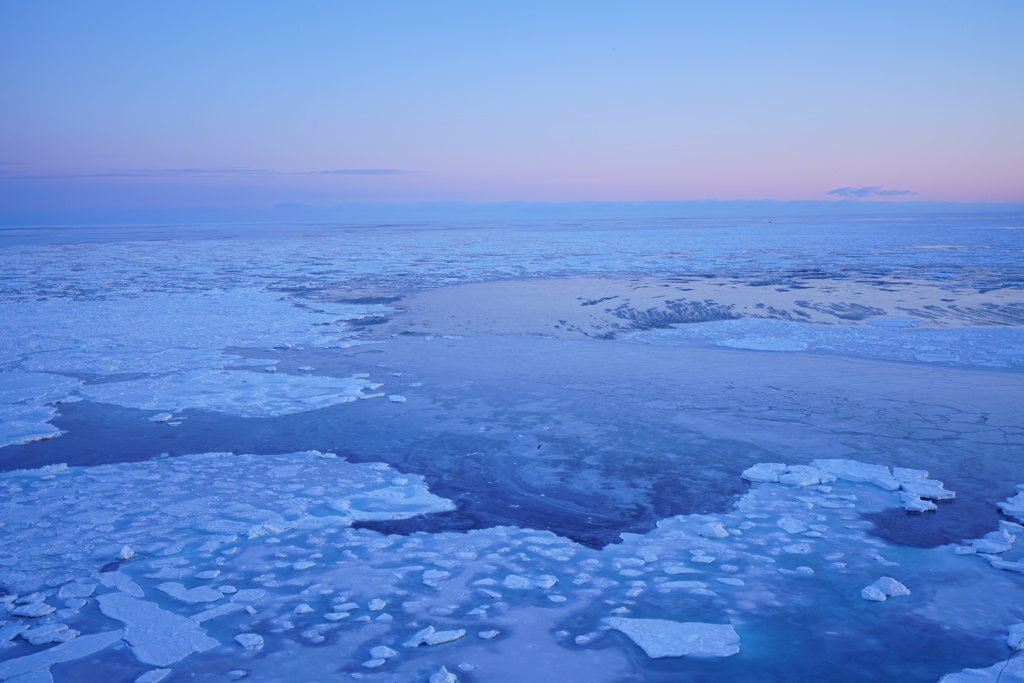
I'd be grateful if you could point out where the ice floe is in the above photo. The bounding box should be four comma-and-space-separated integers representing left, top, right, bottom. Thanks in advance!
604, 617, 740, 658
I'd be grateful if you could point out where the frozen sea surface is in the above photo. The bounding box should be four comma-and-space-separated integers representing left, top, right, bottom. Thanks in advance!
1, 215, 1023, 681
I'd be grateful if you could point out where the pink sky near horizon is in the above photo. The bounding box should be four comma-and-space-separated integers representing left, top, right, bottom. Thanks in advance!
1, 1, 1022, 213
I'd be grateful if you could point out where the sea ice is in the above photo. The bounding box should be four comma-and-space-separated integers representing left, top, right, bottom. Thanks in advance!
603, 618, 740, 658
80, 369, 379, 418
0, 631, 123, 680
96, 593, 219, 667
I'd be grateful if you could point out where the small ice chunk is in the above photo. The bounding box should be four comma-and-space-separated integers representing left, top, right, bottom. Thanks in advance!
503, 575, 532, 589
478, 630, 500, 639
149, 413, 174, 423
901, 494, 937, 513
716, 578, 745, 587
368, 599, 386, 611
900, 479, 955, 501
404, 626, 466, 647
664, 565, 699, 575
363, 659, 386, 668
370, 646, 397, 659
861, 586, 887, 602
741, 463, 788, 483
12, 602, 55, 618
691, 555, 716, 564
534, 575, 558, 589
119, 545, 136, 561
324, 612, 350, 621
294, 604, 314, 614
604, 618, 740, 658
388, 395, 407, 403
57, 583, 96, 600
873, 577, 910, 597
430, 667, 458, 683
195, 570, 220, 580
292, 560, 316, 570
135, 669, 172, 683
548, 595, 567, 603
698, 523, 729, 539
777, 517, 809, 534
235, 633, 264, 651
23, 623, 76, 645
862, 577, 910, 601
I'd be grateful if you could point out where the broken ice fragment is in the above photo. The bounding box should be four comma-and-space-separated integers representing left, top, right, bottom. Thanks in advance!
503, 575, 532, 589
861, 586, 887, 601
57, 583, 96, 600
12, 602, 55, 618
0, 631, 124, 680
900, 494, 937, 513
741, 462, 787, 483
900, 479, 955, 501
135, 669, 172, 683
235, 633, 264, 651
603, 618, 740, 658
387, 395, 406, 403
478, 630, 500, 639
698, 523, 729, 539
404, 626, 466, 647
777, 517, 809, 534
96, 593, 219, 667
370, 646, 397, 659
368, 599, 386, 611
861, 577, 910, 602
430, 667, 458, 683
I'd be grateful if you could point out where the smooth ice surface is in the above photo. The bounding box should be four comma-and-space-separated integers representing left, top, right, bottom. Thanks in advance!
603, 617, 740, 658
96, 593, 219, 666
79, 369, 378, 418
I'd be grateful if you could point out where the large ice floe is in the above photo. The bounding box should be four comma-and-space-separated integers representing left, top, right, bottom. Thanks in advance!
2, 454, 1023, 682
0, 290, 392, 447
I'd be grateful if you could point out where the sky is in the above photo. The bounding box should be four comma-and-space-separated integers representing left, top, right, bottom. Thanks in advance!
1, 0, 1022, 219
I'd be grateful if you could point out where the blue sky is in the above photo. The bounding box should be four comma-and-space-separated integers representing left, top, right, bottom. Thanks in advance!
1, 0, 1022, 217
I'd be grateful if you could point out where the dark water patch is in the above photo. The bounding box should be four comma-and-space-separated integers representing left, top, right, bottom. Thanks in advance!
794, 300, 886, 321
2, 398, 755, 548
335, 296, 403, 305
348, 315, 390, 327
865, 500, 1004, 548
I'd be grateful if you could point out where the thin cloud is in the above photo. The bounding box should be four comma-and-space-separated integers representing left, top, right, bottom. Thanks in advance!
11, 167, 410, 179
313, 169, 408, 175
826, 186, 916, 199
